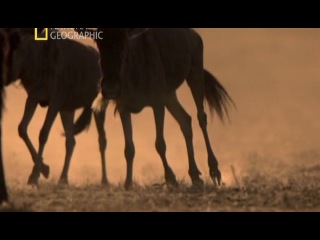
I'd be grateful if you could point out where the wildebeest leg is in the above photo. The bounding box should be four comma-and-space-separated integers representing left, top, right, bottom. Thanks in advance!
59, 110, 76, 185
28, 97, 62, 185
165, 93, 203, 187
0, 126, 8, 203
187, 70, 222, 186
153, 105, 178, 187
18, 97, 50, 179
0, 29, 8, 203
94, 109, 108, 185
120, 111, 135, 190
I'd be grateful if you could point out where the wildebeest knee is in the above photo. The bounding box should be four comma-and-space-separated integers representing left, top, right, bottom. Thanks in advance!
66, 137, 76, 149
99, 136, 107, 151
125, 142, 135, 162
156, 138, 166, 154
180, 115, 193, 139
18, 124, 27, 139
198, 112, 208, 128
39, 129, 49, 145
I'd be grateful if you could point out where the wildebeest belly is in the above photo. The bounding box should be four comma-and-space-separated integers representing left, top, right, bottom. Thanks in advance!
121, 99, 145, 114
119, 93, 165, 114
61, 89, 98, 111
29, 84, 98, 110
28, 88, 50, 107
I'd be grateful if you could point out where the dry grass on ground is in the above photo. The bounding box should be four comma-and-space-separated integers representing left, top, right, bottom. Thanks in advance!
2, 160, 320, 212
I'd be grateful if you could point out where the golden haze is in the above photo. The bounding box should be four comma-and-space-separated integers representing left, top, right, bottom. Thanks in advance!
2, 28, 320, 187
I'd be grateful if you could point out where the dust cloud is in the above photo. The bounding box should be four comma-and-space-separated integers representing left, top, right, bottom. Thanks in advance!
2, 29, 320, 187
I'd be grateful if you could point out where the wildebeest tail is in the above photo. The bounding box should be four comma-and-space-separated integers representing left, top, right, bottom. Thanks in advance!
73, 107, 92, 135
204, 69, 235, 122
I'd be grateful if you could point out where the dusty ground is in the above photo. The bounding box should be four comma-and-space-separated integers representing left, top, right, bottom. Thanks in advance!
1, 28, 320, 212
2, 165, 320, 212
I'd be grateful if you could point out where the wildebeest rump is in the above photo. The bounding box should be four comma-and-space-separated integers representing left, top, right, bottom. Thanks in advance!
7, 29, 109, 185
77, 28, 234, 189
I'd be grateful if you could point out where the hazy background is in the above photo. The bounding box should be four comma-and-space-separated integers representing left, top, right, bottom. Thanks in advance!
2, 28, 320, 187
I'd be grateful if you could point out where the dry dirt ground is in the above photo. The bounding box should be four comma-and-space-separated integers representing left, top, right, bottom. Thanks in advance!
1, 28, 320, 212
2, 166, 320, 212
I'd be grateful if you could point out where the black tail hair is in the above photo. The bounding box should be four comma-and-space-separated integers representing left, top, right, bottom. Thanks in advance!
73, 107, 92, 135
204, 69, 235, 122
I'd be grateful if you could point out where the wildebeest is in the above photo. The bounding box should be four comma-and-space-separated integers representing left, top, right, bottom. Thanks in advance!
0, 28, 9, 203
76, 28, 234, 189
6, 29, 109, 185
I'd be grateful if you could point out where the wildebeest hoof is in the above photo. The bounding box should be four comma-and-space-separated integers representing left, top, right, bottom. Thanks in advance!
191, 177, 204, 189
101, 178, 109, 186
41, 164, 50, 179
59, 178, 69, 186
27, 176, 39, 186
165, 171, 179, 189
124, 181, 133, 191
210, 168, 222, 187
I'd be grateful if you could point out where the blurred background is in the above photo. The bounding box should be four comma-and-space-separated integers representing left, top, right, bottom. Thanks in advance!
3, 28, 320, 186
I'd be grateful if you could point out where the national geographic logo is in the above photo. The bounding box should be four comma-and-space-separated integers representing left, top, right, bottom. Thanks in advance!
34, 28, 48, 41
34, 28, 103, 41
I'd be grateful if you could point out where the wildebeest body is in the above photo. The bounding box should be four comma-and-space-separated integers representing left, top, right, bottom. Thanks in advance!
8, 30, 108, 185
83, 28, 234, 189
14, 38, 101, 110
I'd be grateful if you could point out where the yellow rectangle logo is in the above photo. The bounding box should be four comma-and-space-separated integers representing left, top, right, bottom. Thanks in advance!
34, 28, 48, 41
